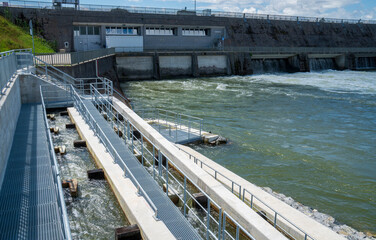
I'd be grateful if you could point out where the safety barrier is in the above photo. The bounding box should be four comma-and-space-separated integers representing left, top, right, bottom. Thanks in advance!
5, 0, 376, 25
40, 86, 72, 240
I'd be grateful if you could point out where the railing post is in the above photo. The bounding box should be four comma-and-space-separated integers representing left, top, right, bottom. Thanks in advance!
222, 213, 226, 239
141, 136, 144, 166
274, 212, 277, 227
165, 157, 169, 195
131, 126, 134, 154
218, 208, 222, 240
153, 145, 156, 179
183, 175, 187, 217
206, 198, 210, 240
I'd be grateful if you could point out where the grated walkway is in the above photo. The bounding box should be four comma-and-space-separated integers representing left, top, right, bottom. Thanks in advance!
149, 123, 201, 144
0, 104, 64, 240
81, 99, 202, 240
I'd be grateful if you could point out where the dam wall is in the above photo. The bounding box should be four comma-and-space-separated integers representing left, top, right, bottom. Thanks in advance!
0, 75, 21, 190
1, 7, 376, 52
116, 52, 231, 80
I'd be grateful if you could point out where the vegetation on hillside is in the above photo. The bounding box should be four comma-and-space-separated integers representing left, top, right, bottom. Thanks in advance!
0, 15, 55, 53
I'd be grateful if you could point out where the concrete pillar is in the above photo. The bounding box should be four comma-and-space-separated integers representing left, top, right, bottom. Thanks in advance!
335, 54, 347, 70
226, 53, 232, 75
153, 52, 160, 80
346, 54, 356, 70
298, 54, 310, 72
191, 53, 199, 77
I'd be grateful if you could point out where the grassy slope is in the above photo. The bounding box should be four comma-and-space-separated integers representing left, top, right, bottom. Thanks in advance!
0, 15, 54, 53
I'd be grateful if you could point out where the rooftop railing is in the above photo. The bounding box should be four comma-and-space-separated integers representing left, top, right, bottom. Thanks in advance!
4, 0, 376, 25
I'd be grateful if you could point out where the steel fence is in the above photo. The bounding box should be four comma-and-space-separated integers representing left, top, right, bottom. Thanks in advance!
0, 49, 32, 97
91, 84, 256, 240
5, 0, 376, 25
137, 108, 203, 143
178, 147, 315, 240
40, 86, 72, 240
36, 48, 115, 66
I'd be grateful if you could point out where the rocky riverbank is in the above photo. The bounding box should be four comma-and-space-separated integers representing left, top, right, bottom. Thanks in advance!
262, 187, 375, 240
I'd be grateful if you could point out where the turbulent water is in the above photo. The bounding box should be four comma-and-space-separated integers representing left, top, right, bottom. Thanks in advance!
121, 70, 376, 234
49, 113, 129, 239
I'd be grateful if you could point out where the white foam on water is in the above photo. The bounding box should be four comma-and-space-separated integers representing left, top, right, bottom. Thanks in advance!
248, 70, 376, 95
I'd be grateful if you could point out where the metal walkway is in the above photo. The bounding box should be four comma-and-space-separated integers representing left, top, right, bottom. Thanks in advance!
0, 104, 64, 240
80, 99, 202, 240
149, 122, 202, 144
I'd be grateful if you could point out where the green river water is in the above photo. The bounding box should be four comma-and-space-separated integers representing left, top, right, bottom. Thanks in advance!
121, 70, 376, 234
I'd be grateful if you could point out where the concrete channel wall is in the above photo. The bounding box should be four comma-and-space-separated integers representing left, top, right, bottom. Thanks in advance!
68, 107, 176, 240
0, 75, 21, 190
112, 98, 287, 240
176, 144, 347, 240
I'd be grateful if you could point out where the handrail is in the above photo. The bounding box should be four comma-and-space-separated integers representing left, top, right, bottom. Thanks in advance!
136, 108, 203, 143
40, 86, 72, 240
35, 48, 115, 66
91, 85, 258, 240
177, 146, 242, 198
71, 85, 159, 220
6, 0, 376, 25
177, 145, 315, 240
1, 49, 32, 97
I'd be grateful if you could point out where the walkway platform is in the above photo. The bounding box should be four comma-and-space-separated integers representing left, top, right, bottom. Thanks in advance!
147, 120, 202, 144
0, 104, 65, 240
80, 99, 202, 240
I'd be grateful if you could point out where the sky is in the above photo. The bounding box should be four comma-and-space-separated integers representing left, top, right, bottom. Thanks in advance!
80, 0, 376, 20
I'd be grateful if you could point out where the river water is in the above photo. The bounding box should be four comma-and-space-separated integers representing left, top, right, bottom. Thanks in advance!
121, 70, 376, 234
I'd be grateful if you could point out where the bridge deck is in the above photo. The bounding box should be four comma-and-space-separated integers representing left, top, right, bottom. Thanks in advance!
81, 99, 201, 240
0, 104, 64, 240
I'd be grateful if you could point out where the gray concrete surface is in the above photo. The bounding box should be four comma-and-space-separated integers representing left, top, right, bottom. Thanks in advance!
0, 75, 21, 190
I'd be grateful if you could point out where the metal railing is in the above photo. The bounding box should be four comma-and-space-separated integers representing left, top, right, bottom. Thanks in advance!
33, 55, 113, 96
36, 48, 115, 66
5, 0, 376, 25
71, 85, 160, 220
0, 49, 32, 97
40, 86, 72, 240
225, 46, 376, 54
90, 85, 256, 240
178, 146, 315, 240
137, 108, 203, 143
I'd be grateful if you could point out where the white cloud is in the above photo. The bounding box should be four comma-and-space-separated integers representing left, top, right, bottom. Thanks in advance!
197, 0, 375, 20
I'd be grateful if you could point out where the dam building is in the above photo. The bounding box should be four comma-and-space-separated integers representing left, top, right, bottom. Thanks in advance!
73, 24, 225, 52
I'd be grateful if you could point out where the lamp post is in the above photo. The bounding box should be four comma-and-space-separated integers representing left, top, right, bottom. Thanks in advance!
29, 20, 35, 56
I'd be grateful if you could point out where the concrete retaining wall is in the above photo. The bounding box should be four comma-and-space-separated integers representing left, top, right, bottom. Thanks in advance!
0, 75, 21, 190
159, 56, 192, 77
117, 56, 154, 80
19, 74, 69, 104
198, 55, 228, 75
117, 53, 229, 80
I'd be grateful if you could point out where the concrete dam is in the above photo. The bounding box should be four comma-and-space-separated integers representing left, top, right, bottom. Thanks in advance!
0, 1, 375, 240
1, 2, 376, 80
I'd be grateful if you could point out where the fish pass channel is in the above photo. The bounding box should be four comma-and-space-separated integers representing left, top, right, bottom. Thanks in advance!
48, 110, 129, 239
122, 70, 376, 236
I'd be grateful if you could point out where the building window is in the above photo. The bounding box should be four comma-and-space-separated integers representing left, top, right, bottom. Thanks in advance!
73, 26, 80, 36
145, 27, 175, 36
74, 26, 100, 36
105, 26, 139, 35
79, 26, 87, 35
182, 28, 209, 36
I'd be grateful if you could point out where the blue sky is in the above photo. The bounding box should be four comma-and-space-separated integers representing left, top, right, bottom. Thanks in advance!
80, 0, 376, 20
